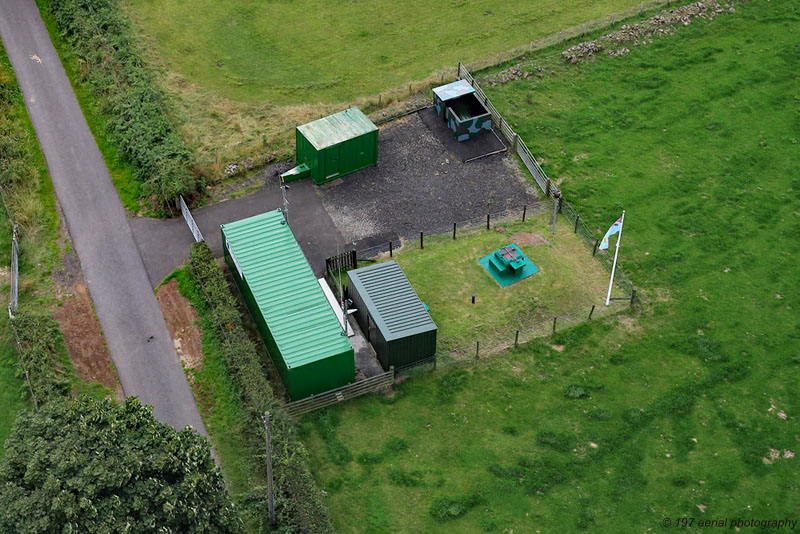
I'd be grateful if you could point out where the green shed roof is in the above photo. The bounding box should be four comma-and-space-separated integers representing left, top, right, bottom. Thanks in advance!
221, 210, 352, 369
297, 107, 377, 150
347, 261, 437, 341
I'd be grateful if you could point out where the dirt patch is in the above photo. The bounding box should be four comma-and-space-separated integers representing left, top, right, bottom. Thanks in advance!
53, 283, 117, 392
155, 279, 203, 370
510, 232, 551, 246
53, 208, 119, 397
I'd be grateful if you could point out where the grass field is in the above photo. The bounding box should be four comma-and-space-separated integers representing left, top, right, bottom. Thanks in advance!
125, 0, 646, 106
119, 0, 658, 172
302, 1, 800, 532
386, 212, 628, 356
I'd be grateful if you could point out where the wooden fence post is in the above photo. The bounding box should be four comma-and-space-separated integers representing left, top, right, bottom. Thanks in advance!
574, 214, 580, 233
514, 330, 520, 348
552, 316, 557, 333
420, 232, 424, 249
558, 196, 564, 213
589, 305, 596, 319
546, 180, 551, 197
453, 223, 457, 239
593, 239, 599, 256
630, 288, 637, 307
486, 214, 490, 230
522, 205, 527, 222
389, 240, 393, 257
476, 341, 480, 360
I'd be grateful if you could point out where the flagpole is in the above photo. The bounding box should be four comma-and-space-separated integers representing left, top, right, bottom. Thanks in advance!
605, 210, 625, 306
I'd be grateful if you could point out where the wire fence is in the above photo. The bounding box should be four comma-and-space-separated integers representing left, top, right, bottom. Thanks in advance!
459, 0, 687, 74
457, 62, 636, 298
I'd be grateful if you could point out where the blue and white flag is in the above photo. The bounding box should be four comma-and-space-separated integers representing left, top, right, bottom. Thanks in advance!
599, 215, 624, 250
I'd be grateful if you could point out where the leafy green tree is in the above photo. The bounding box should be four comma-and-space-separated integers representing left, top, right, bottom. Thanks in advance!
0, 396, 239, 533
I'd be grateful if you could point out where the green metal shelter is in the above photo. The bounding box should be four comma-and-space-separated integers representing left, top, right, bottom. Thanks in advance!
286, 107, 378, 184
221, 210, 354, 400
347, 261, 437, 370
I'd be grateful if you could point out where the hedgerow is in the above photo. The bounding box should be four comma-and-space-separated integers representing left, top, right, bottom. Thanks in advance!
188, 242, 334, 534
1, 50, 70, 408
42, 0, 201, 210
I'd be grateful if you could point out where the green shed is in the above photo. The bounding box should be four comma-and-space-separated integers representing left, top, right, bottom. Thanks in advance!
221, 210, 354, 400
294, 107, 378, 184
347, 261, 437, 370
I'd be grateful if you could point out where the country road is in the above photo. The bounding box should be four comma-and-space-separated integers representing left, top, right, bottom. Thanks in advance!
0, 0, 206, 432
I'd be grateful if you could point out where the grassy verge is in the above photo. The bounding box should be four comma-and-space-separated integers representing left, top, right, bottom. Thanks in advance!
381, 212, 628, 356
0, 42, 102, 454
165, 267, 265, 531
303, 1, 800, 531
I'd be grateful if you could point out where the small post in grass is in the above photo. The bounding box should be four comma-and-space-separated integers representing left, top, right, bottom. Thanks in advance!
476, 341, 480, 360
630, 287, 637, 307
389, 240, 393, 257
471, 293, 476, 305
593, 239, 599, 256
574, 214, 580, 233
486, 214, 490, 230
453, 223, 456, 240
514, 330, 520, 348
552, 316, 557, 333
551, 190, 561, 235
420, 231, 424, 249
522, 205, 527, 222
589, 304, 596, 319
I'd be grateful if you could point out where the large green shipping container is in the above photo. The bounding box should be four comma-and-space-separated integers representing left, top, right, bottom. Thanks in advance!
347, 261, 437, 370
296, 107, 378, 184
221, 210, 354, 400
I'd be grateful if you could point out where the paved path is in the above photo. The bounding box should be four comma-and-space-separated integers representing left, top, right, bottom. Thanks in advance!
0, 0, 206, 433
131, 177, 347, 287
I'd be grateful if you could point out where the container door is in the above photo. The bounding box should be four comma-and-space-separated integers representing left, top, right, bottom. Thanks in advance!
325, 146, 340, 181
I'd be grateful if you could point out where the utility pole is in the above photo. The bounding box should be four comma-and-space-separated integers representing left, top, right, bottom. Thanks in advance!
261, 413, 275, 527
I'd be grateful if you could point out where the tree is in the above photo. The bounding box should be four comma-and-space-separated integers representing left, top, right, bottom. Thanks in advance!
0, 396, 239, 533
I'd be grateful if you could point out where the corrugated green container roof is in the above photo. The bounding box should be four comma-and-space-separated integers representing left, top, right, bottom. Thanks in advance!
348, 261, 436, 341
297, 107, 377, 150
221, 210, 352, 369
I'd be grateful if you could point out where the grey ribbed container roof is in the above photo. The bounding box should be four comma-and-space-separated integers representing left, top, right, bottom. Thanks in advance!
297, 107, 377, 150
221, 210, 352, 369
347, 261, 436, 341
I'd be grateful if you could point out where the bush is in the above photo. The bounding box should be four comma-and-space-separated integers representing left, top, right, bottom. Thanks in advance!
429, 493, 484, 522
10, 312, 71, 404
188, 242, 333, 533
44, 0, 200, 211
0, 397, 238, 533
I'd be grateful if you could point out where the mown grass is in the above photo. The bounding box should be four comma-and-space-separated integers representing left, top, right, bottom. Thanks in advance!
303, 1, 800, 531
124, 0, 647, 106
384, 212, 628, 356
120, 0, 673, 177
37, 0, 142, 212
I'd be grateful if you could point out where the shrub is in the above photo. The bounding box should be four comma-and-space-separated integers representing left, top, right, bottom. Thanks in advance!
536, 430, 576, 452
0, 397, 238, 533
429, 493, 484, 522
388, 468, 424, 487
188, 242, 333, 533
44, 0, 200, 211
